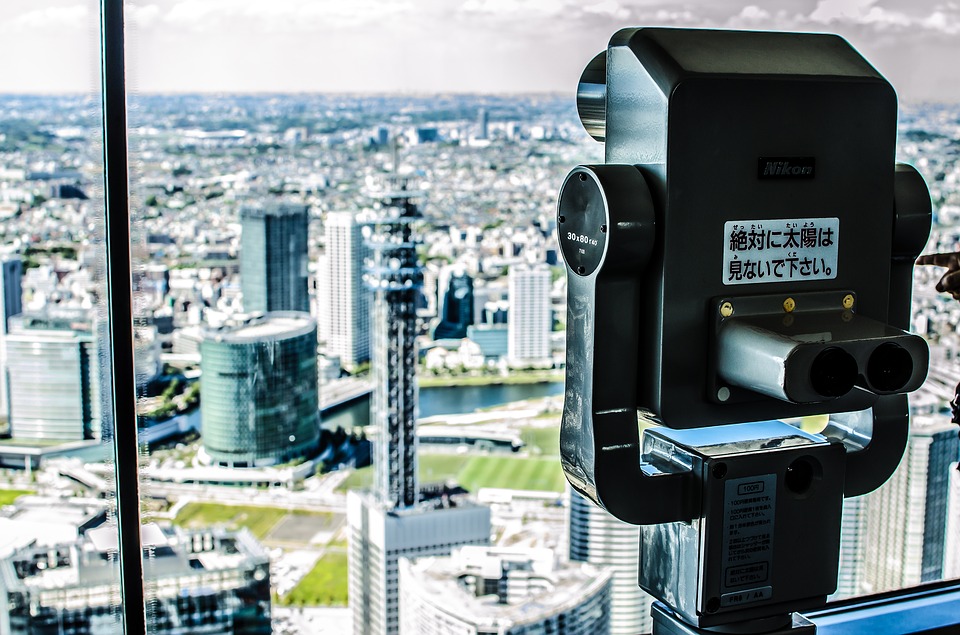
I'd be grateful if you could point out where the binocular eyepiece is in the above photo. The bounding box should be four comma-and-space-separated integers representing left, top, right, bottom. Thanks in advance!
714, 295, 927, 405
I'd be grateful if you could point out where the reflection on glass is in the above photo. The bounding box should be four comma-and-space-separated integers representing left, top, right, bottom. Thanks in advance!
0, 3, 950, 635
0, 2, 122, 632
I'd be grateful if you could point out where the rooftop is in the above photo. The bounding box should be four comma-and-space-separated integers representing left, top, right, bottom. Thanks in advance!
204, 311, 315, 343
1, 523, 268, 596
401, 546, 611, 628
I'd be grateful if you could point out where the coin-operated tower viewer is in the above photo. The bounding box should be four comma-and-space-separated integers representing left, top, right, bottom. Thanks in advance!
557, 28, 932, 635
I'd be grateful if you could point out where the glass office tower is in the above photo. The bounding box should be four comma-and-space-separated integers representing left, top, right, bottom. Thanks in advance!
200, 312, 319, 468
240, 203, 310, 314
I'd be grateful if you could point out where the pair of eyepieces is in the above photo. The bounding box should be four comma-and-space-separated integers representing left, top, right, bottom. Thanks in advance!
810, 342, 913, 398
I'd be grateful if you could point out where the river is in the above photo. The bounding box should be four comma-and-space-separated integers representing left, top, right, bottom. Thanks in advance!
322, 381, 564, 430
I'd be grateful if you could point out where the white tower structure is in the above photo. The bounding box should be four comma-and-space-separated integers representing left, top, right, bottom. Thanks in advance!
348, 175, 492, 635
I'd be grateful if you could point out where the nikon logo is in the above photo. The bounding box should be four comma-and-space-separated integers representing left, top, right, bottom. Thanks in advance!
758, 157, 815, 179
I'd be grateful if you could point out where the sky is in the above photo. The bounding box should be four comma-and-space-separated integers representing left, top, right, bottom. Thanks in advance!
0, 0, 959, 101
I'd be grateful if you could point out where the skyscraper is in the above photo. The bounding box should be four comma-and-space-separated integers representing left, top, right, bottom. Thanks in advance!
319, 211, 371, 370
5, 309, 101, 442
0, 257, 22, 422
834, 496, 868, 599
839, 412, 960, 596
200, 312, 320, 468
348, 177, 491, 635
568, 489, 652, 635
477, 107, 489, 140
348, 491, 490, 635
363, 178, 424, 509
507, 263, 552, 367
433, 269, 474, 340
240, 203, 309, 314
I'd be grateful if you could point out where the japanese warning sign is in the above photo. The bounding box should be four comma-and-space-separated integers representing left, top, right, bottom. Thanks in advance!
722, 218, 839, 286
720, 474, 777, 608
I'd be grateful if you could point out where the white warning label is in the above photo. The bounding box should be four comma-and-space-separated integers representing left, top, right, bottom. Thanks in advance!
721, 474, 776, 603
722, 218, 839, 285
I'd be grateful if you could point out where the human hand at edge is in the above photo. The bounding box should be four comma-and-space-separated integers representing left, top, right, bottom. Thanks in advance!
917, 252, 960, 301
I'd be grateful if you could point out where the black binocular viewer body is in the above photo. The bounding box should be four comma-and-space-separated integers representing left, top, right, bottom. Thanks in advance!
557, 28, 933, 633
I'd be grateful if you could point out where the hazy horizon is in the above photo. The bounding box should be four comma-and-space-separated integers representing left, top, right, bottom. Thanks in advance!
1, 1, 960, 101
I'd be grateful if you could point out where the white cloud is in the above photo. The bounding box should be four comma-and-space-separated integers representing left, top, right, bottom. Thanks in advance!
129, 4, 162, 29
583, 0, 631, 20
810, 0, 876, 23
159, 0, 415, 31
1, 5, 88, 32
0, 0, 957, 98
738, 5, 772, 21
921, 9, 960, 33
461, 0, 568, 19
808, 0, 960, 33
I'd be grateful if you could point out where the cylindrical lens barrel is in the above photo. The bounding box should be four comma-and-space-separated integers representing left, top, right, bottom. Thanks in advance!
809, 347, 858, 398
577, 52, 607, 142
866, 342, 914, 393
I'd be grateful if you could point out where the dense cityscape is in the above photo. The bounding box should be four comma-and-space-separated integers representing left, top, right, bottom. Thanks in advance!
0, 93, 958, 634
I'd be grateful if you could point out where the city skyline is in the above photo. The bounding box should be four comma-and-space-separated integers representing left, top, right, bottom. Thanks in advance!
1, 74, 959, 630
0, 1, 959, 101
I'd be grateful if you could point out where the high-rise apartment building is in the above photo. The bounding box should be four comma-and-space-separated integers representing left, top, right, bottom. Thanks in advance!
568, 489, 652, 635
240, 203, 309, 314
319, 211, 371, 369
834, 411, 960, 598
946, 467, 960, 580
200, 312, 320, 468
835, 496, 868, 599
507, 263, 551, 367
399, 545, 611, 635
5, 310, 101, 442
348, 179, 492, 635
0, 257, 22, 423
477, 107, 489, 140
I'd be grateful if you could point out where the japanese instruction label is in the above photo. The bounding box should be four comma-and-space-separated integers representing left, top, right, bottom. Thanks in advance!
722, 218, 839, 285
720, 474, 776, 607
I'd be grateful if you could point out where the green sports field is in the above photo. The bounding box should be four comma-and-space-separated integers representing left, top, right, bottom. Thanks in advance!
278, 551, 348, 607
173, 502, 333, 541
458, 455, 564, 492
336, 453, 565, 494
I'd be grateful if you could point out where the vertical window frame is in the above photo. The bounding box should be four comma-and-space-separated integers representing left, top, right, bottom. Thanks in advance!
100, 1, 145, 632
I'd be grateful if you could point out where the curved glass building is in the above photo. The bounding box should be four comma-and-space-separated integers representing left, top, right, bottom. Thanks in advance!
200, 312, 319, 468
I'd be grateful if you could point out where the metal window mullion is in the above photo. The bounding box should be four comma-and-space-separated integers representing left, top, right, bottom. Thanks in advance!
100, 1, 146, 633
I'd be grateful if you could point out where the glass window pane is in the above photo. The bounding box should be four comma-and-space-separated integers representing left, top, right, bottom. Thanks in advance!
0, 2, 123, 633
121, 3, 960, 634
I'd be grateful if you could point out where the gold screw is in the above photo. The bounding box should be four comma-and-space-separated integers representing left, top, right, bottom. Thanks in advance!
842, 294, 855, 310
783, 297, 796, 313
720, 301, 734, 318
